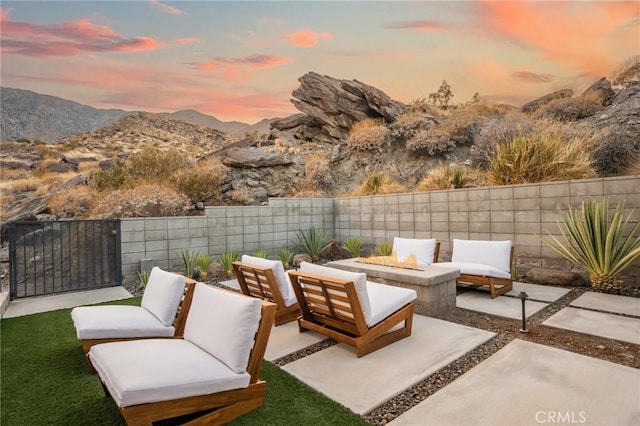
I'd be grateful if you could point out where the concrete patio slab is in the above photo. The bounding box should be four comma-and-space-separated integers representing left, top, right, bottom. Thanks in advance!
282, 315, 495, 415
506, 281, 572, 302
570, 292, 640, 317
390, 339, 640, 426
264, 322, 327, 361
2, 286, 133, 319
218, 278, 240, 291
543, 307, 640, 345
457, 291, 549, 319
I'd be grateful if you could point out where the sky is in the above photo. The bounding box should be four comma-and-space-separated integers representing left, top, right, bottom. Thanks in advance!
1, 1, 638, 124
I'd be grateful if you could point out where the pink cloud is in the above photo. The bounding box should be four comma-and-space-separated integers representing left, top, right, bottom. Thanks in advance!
188, 54, 291, 82
149, 0, 183, 16
511, 70, 554, 84
474, 1, 639, 76
384, 20, 450, 32
175, 37, 198, 46
0, 8, 160, 56
283, 29, 333, 48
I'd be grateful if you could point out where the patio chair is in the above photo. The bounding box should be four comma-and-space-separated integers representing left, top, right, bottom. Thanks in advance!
392, 237, 440, 266
233, 255, 300, 326
437, 239, 514, 298
71, 266, 196, 357
89, 283, 276, 425
289, 262, 416, 357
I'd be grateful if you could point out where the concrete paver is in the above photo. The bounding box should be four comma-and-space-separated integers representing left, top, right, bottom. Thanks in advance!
457, 291, 549, 319
506, 281, 572, 302
264, 321, 326, 361
543, 307, 640, 345
282, 315, 495, 415
2, 286, 133, 318
218, 279, 240, 290
390, 339, 640, 426
570, 291, 640, 317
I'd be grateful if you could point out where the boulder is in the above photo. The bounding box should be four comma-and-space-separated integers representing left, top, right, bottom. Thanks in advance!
293, 254, 312, 267
521, 89, 574, 113
526, 268, 586, 286
222, 148, 294, 168
581, 77, 615, 106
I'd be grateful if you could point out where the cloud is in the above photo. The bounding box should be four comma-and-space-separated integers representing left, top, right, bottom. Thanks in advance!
511, 71, 554, 83
283, 29, 333, 48
175, 37, 198, 46
188, 54, 291, 82
0, 8, 160, 57
474, 1, 639, 76
384, 20, 450, 32
149, 0, 183, 16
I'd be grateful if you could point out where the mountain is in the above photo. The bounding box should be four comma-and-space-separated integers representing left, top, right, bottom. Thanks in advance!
1, 87, 128, 142
168, 109, 250, 137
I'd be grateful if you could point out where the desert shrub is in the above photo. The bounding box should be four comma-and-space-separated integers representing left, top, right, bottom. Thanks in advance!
488, 132, 595, 185
347, 119, 390, 151
302, 153, 333, 191
1, 177, 41, 193
405, 128, 457, 155
533, 93, 605, 122
390, 111, 436, 141
417, 165, 487, 191
175, 159, 229, 203
610, 55, 640, 87
590, 129, 640, 176
405, 109, 480, 155
127, 147, 185, 182
91, 158, 129, 191
49, 186, 94, 218
353, 172, 404, 196
293, 189, 326, 198
228, 187, 253, 205
90, 184, 189, 218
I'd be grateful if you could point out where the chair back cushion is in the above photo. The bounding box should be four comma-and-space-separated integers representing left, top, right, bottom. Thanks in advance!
299, 262, 372, 324
392, 237, 437, 266
184, 283, 262, 374
241, 255, 292, 303
141, 267, 186, 326
451, 239, 512, 273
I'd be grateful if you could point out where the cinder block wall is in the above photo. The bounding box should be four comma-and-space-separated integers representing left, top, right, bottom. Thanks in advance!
334, 176, 640, 281
120, 198, 334, 282
120, 176, 639, 284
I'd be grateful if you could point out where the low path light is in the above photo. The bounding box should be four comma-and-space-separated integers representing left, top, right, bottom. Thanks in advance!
519, 291, 529, 333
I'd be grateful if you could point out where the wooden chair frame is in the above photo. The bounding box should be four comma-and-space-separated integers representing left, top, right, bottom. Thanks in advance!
288, 271, 414, 357
98, 300, 276, 426
455, 247, 515, 299
233, 262, 300, 326
79, 278, 197, 356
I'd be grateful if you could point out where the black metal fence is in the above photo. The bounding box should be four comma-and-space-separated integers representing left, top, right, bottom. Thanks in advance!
8, 220, 122, 300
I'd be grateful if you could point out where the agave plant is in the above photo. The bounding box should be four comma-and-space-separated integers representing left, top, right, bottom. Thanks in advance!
342, 236, 363, 258
541, 198, 640, 292
216, 250, 240, 278
137, 270, 151, 289
278, 247, 294, 269
293, 227, 329, 262
196, 255, 212, 282
180, 249, 201, 279
252, 248, 268, 259
376, 241, 393, 256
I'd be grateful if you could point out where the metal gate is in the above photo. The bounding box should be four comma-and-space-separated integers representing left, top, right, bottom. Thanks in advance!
8, 220, 122, 300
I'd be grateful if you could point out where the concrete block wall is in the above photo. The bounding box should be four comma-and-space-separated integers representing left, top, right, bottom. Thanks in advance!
334, 176, 640, 280
120, 198, 334, 283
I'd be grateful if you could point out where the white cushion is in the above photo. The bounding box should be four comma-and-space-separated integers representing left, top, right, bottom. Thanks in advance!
71, 305, 175, 339
184, 284, 262, 374
299, 262, 372, 325
438, 262, 512, 279
450, 239, 512, 273
366, 281, 416, 327
141, 267, 186, 326
241, 255, 296, 307
393, 237, 437, 266
89, 339, 250, 407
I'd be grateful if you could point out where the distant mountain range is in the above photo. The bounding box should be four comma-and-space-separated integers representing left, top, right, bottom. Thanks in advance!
0, 87, 272, 142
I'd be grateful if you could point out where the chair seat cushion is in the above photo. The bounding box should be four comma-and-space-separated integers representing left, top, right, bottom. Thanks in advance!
89, 339, 250, 407
71, 305, 175, 340
437, 262, 512, 279
366, 282, 417, 327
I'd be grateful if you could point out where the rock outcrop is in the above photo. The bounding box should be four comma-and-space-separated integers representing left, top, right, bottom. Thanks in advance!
581, 77, 615, 105
222, 148, 294, 168
521, 89, 574, 113
526, 268, 586, 286
276, 72, 408, 144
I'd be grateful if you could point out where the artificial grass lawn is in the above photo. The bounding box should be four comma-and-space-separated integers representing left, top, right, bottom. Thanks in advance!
1, 297, 367, 426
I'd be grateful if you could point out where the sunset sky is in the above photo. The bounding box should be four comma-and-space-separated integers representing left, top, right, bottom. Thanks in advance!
1, 1, 638, 124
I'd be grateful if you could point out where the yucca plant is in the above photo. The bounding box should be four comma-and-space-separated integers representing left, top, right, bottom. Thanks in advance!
376, 241, 393, 256
252, 248, 268, 259
541, 198, 640, 292
293, 227, 329, 262
216, 250, 240, 278
196, 255, 212, 282
278, 247, 294, 269
137, 270, 151, 289
180, 249, 201, 279
342, 236, 363, 258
